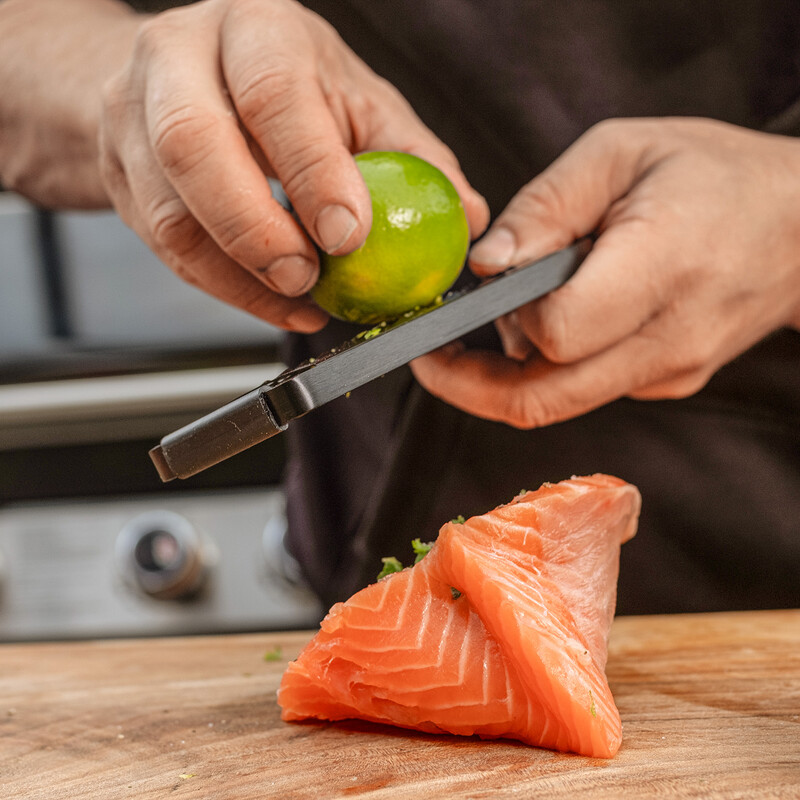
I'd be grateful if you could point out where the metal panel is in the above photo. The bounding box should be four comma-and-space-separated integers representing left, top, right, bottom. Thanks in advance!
0, 488, 323, 641
57, 209, 283, 347
0, 194, 50, 353
0, 363, 282, 448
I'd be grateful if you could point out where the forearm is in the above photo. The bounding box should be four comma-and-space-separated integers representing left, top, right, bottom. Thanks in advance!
0, 0, 142, 208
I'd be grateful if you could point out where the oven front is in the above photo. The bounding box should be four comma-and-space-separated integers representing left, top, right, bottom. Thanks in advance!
0, 195, 323, 640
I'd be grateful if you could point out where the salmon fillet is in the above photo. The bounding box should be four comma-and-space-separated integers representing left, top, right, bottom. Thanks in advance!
278, 474, 641, 757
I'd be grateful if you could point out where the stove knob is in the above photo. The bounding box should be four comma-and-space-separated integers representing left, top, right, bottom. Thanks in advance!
115, 511, 215, 601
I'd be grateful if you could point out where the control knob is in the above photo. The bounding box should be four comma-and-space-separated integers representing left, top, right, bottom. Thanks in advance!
115, 510, 215, 601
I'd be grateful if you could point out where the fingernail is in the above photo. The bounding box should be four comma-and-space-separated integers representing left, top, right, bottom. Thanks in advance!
469, 227, 517, 269
315, 204, 358, 253
262, 254, 317, 297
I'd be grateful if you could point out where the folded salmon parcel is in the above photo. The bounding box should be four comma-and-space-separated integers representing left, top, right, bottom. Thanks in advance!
277, 474, 641, 758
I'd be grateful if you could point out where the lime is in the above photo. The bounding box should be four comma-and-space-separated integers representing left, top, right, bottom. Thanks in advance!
311, 151, 469, 325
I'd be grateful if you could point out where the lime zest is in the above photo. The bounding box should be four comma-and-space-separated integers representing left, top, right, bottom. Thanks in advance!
262, 646, 283, 662
377, 540, 462, 602
411, 538, 434, 564
377, 556, 404, 580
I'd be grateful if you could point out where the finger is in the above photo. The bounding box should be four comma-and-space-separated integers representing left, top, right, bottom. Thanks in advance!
401, 140, 490, 241
411, 317, 698, 429
468, 119, 655, 276
131, 193, 328, 331
137, 9, 320, 297
355, 111, 490, 240
157, 227, 329, 332
221, 1, 372, 256
343, 58, 490, 239
412, 348, 550, 428
100, 104, 327, 332
222, 2, 489, 248
494, 311, 537, 361
115, 176, 327, 331
511, 222, 669, 364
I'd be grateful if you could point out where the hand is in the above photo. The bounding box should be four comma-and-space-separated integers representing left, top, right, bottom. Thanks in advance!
412, 118, 800, 427
98, 0, 488, 331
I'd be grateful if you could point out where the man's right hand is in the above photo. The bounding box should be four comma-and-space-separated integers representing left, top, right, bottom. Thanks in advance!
97, 0, 488, 331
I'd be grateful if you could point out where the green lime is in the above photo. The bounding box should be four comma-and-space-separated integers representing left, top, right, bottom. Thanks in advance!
311, 151, 469, 325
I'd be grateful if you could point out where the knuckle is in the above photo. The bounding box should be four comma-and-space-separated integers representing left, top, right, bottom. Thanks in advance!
637, 320, 717, 396
99, 74, 128, 120
97, 149, 124, 196
537, 337, 572, 365
169, 261, 202, 289
279, 146, 331, 197
298, 1, 339, 40
233, 0, 287, 19
235, 288, 275, 317
346, 82, 407, 150
508, 389, 554, 429
133, 10, 185, 59
634, 369, 711, 400
234, 65, 299, 128
584, 117, 665, 167
133, 17, 170, 61
149, 197, 203, 257
519, 298, 575, 364
663, 371, 712, 399
231, 65, 335, 183
587, 117, 626, 140
151, 106, 221, 178
516, 173, 569, 224
98, 76, 139, 149
357, 72, 402, 111
212, 209, 268, 266
585, 117, 643, 148
670, 329, 717, 377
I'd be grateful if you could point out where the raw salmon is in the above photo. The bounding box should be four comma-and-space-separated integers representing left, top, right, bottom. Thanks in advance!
277, 474, 641, 758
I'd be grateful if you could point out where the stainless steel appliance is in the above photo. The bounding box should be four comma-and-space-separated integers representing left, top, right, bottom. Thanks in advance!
0, 194, 323, 640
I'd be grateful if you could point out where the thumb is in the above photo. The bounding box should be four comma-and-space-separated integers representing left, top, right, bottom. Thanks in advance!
468, 119, 652, 275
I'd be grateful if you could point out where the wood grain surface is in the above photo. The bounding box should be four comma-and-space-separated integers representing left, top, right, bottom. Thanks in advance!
1, 610, 799, 799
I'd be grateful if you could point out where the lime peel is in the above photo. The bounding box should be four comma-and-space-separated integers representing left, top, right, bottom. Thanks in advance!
312, 151, 469, 325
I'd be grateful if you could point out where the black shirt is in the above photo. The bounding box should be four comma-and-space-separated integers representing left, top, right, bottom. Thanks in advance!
287, 1, 800, 613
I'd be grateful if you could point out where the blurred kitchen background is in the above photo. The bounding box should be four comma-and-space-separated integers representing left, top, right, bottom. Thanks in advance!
0, 188, 324, 641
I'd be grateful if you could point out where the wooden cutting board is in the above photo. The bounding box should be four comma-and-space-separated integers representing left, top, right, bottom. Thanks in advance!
1, 609, 799, 799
